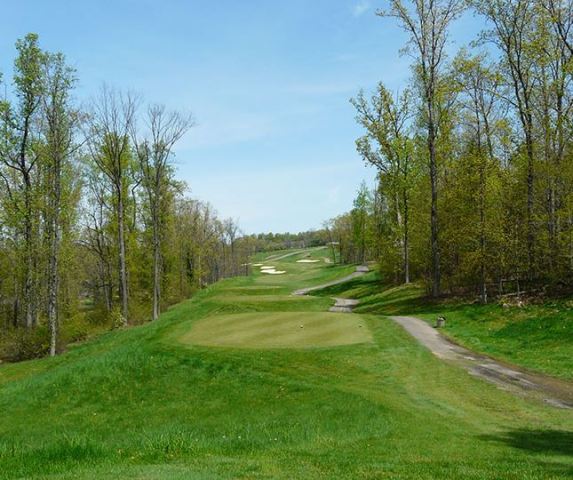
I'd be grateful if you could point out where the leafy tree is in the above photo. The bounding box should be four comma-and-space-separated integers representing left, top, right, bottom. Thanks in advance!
132, 105, 192, 320
378, 0, 465, 296
352, 84, 418, 282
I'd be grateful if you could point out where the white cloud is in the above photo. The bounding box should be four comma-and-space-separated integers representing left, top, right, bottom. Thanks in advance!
352, 0, 370, 17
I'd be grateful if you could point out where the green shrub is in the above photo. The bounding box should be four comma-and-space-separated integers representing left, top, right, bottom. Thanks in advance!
60, 313, 92, 345
0, 325, 50, 362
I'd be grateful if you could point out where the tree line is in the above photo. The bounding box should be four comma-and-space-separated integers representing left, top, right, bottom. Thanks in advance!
241, 230, 330, 252
0, 34, 255, 360
333, 0, 573, 301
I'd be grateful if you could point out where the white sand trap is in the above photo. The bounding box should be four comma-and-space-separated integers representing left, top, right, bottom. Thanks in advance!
296, 259, 320, 263
252, 263, 264, 267
260, 266, 275, 270
260, 267, 286, 274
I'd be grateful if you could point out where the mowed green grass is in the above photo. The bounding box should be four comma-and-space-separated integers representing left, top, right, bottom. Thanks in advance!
183, 311, 372, 348
0, 248, 572, 479
314, 272, 573, 380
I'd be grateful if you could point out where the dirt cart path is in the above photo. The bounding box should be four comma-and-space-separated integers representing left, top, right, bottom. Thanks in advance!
391, 315, 573, 409
292, 265, 369, 296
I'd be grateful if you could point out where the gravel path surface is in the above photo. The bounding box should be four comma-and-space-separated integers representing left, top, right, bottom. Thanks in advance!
391, 315, 573, 409
294, 265, 572, 408
329, 298, 360, 313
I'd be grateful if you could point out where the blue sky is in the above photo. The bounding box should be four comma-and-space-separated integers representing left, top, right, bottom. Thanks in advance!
1, 1, 483, 233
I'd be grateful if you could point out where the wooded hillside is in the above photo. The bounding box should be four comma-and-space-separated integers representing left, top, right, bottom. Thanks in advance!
332, 0, 573, 301
0, 34, 256, 360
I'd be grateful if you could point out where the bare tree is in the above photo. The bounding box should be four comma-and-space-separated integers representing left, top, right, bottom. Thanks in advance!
42, 52, 77, 355
542, 0, 573, 55
223, 217, 241, 276
84, 85, 137, 325
132, 105, 192, 321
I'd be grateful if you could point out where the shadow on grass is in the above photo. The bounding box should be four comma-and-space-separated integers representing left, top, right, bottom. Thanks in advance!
479, 429, 573, 478
314, 276, 380, 297
480, 429, 573, 457
0, 436, 112, 480
313, 273, 472, 316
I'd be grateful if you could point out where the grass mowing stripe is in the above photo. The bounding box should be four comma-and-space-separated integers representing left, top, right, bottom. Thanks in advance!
183, 312, 372, 348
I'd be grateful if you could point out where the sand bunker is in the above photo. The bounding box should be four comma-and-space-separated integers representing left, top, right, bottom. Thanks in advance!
258, 265, 286, 275
296, 259, 320, 263
260, 268, 286, 275
252, 263, 264, 267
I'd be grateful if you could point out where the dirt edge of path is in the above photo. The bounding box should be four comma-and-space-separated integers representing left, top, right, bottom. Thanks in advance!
292, 267, 572, 409
390, 315, 573, 410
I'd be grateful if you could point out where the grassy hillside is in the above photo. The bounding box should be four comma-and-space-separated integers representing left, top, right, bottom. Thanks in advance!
314, 271, 573, 380
0, 249, 572, 479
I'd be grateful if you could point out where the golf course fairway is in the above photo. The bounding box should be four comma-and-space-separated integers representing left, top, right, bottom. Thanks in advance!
0, 248, 572, 479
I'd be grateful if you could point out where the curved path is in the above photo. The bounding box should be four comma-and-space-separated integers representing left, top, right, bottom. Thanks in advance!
292, 265, 369, 297
293, 265, 369, 313
330, 298, 360, 313
294, 264, 572, 409
391, 315, 573, 409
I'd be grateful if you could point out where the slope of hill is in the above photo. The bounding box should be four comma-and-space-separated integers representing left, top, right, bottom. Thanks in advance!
0, 249, 571, 479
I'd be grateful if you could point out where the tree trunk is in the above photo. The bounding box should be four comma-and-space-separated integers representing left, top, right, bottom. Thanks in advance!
48, 157, 61, 356
479, 160, 487, 304
403, 189, 410, 284
117, 189, 129, 325
525, 130, 535, 279
428, 122, 440, 297
23, 172, 36, 328
152, 212, 160, 321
